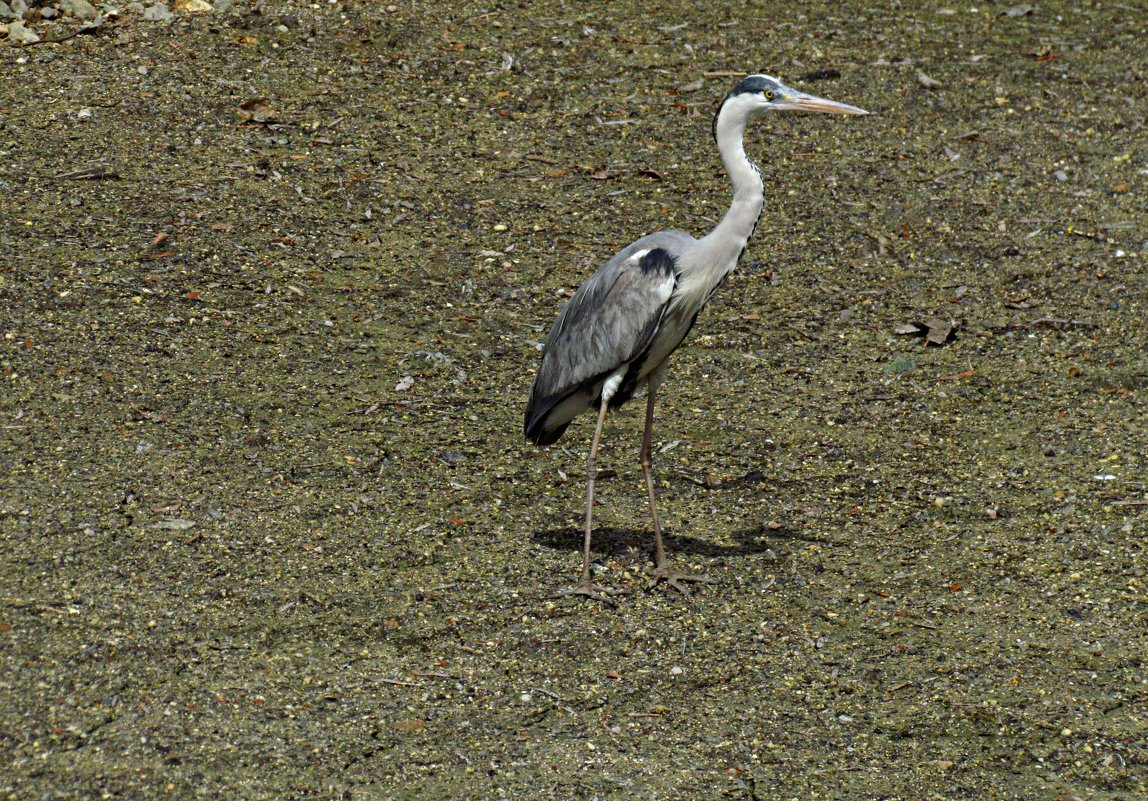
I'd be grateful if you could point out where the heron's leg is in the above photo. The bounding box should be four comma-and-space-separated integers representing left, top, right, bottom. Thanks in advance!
578, 400, 609, 583
641, 384, 668, 567
641, 385, 716, 596
555, 399, 626, 603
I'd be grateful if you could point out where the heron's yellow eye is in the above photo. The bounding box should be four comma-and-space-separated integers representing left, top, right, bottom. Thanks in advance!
764, 90, 775, 100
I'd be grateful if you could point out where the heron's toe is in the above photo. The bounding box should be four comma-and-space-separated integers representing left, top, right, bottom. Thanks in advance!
645, 564, 717, 596
553, 581, 630, 605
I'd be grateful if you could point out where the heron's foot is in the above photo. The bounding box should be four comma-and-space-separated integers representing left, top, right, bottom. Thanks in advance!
553, 580, 630, 606
645, 564, 717, 597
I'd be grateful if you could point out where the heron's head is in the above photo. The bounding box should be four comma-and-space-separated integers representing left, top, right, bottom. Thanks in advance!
714, 74, 868, 138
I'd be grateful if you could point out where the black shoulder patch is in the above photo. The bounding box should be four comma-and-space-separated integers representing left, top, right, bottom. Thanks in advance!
636, 247, 676, 277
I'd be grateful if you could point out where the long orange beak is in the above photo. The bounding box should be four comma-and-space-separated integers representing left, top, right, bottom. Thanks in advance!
785, 89, 869, 115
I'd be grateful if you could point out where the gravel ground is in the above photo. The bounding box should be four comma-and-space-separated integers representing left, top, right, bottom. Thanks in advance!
1, 1, 1146, 799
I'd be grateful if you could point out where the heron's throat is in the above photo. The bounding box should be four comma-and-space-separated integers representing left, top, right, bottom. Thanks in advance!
706, 109, 765, 267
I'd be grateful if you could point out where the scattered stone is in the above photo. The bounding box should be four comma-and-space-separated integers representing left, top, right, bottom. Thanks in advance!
174, 0, 213, 12
1001, 3, 1034, 16
214, 0, 233, 12
148, 519, 197, 531
39, 5, 58, 19
142, 2, 174, 22
0, 3, 15, 22
916, 70, 943, 89
9, 0, 27, 20
5, 18, 38, 44
59, 0, 100, 20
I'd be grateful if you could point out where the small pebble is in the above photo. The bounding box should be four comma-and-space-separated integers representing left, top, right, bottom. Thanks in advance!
58, 0, 100, 20
5, 19, 39, 43
142, 3, 174, 22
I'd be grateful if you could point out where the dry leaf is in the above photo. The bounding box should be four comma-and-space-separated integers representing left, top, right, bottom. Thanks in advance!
237, 98, 277, 123
936, 369, 975, 382
893, 318, 958, 346
391, 718, 427, 734
924, 317, 956, 346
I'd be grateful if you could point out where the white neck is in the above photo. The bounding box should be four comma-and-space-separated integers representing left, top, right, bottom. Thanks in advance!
698, 103, 765, 275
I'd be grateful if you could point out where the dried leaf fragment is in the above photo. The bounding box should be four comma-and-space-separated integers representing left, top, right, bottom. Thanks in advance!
799, 68, 841, 82
391, 718, 427, 734
936, 369, 974, 382
924, 317, 956, 346
237, 98, 277, 123
893, 318, 959, 346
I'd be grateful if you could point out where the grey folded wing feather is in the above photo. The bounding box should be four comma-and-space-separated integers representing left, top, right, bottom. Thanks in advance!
524, 243, 681, 443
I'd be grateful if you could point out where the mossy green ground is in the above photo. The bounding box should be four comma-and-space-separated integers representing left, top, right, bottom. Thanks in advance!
1, 1, 1145, 798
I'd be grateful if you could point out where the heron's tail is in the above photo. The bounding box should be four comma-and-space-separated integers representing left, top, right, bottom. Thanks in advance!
524, 396, 570, 446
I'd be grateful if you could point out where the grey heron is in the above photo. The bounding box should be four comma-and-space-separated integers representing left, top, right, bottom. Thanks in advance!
524, 74, 868, 601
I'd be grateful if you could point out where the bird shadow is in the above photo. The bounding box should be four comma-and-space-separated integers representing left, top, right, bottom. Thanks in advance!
531, 521, 834, 561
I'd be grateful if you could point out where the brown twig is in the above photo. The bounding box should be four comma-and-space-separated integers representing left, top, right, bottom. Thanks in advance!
21, 23, 104, 48
1028, 317, 1097, 329
379, 677, 424, 688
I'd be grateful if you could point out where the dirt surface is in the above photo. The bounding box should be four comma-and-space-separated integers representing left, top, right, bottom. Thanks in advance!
2, 1, 1146, 798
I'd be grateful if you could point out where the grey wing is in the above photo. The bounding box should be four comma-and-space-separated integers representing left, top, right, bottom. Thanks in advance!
525, 233, 693, 445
